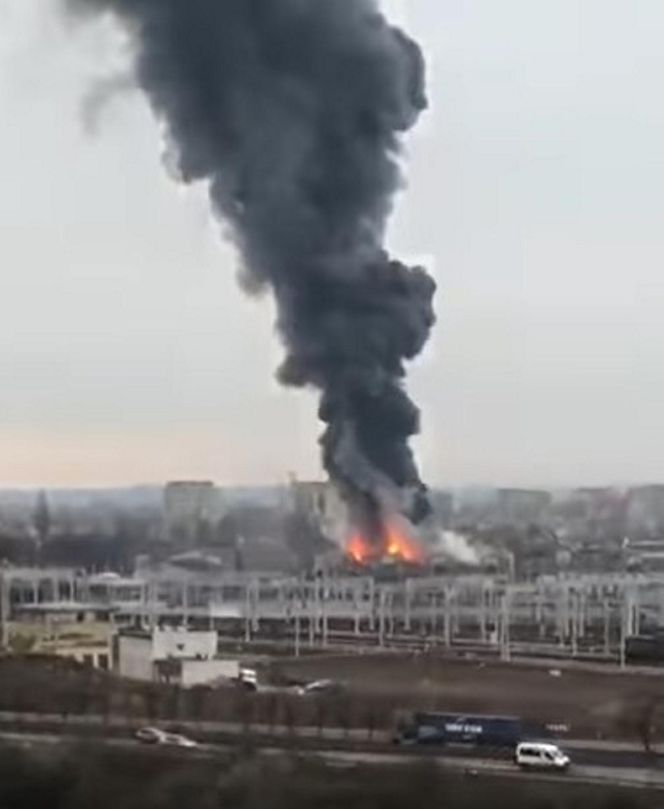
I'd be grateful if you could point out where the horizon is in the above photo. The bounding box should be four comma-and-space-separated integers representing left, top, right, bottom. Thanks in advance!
0, 478, 662, 494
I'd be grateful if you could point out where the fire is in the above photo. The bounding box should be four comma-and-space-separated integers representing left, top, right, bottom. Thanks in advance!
384, 522, 425, 564
347, 531, 373, 565
345, 520, 425, 566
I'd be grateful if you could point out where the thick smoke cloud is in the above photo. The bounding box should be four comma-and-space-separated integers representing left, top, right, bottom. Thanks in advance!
67, 0, 436, 535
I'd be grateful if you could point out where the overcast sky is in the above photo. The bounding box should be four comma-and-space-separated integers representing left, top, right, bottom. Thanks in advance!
0, 0, 663, 489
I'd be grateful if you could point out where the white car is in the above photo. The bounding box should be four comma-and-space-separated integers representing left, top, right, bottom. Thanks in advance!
162, 732, 198, 749
295, 679, 341, 696
135, 727, 167, 745
135, 727, 197, 749
515, 742, 570, 771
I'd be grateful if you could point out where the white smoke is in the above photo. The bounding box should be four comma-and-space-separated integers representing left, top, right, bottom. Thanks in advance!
435, 530, 480, 566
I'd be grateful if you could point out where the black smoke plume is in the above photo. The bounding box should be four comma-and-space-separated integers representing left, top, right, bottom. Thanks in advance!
67, 0, 436, 536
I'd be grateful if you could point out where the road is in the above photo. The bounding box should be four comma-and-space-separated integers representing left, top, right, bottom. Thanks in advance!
315, 749, 664, 791
0, 710, 658, 767
1, 727, 663, 792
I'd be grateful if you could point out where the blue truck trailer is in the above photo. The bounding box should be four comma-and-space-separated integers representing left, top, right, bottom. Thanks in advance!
395, 711, 524, 749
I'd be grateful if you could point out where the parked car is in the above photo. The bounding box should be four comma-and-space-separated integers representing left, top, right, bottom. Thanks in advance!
515, 742, 570, 771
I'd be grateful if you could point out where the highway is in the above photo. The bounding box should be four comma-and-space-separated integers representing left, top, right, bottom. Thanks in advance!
1, 726, 663, 792
0, 710, 657, 767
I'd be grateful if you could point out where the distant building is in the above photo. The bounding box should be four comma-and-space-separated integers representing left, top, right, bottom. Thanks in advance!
429, 490, 454, 528
32, 490, 51, 550
163, 481, 226, 546
495, 489, 552, 526
627, 485, 664, 536
571, 487, 619, 514
556, 487, 627, 540
290, 480, 346, 542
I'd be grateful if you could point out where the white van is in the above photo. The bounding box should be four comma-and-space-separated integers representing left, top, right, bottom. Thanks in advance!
515, 742, 570, 771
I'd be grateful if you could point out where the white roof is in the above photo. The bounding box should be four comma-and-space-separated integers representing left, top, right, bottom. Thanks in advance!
517, 742, 562, 751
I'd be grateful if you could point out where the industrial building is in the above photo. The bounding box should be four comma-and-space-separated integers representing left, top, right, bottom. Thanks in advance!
1, 560, 662, 667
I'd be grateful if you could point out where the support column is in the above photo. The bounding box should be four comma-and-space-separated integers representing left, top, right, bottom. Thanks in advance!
479, 584, 487, 643
369, 579, 376, 632
536, 589, 545, 640
322, 608, 329, 647
244, 582, 252, 642
578, 591, 587, 640
620, 596, 627, 669
443, 587, 451, 648
378, 588, 386, 648
0, 572, 8, 648
182, 582, 189, 629
557, 586, 567, 648
251, 579, 260, 633
404, 579, 412, 632
500, 591, 511, 662
625, 587, 637, 637
451, 589, 460, 636
429, 591, 436, 638
603, 599, 610, 657
148, 582, 157, 631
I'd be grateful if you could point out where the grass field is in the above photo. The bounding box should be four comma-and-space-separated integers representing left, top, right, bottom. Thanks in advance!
272, 651, 664, 741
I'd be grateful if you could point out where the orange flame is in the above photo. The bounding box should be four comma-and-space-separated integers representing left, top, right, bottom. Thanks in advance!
345, 520, 425, 566
384, 522, 425, 564
347, 531, 373, 565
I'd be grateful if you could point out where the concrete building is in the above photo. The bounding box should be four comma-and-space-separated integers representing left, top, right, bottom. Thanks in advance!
290, 480, 346, 542
163, 481, 225, 546
116, 627, 240, 686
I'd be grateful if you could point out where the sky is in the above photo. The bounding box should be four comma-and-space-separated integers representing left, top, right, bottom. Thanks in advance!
0, 0, 663, 489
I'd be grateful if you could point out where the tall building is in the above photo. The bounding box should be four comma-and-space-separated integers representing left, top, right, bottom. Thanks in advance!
163, 481, 225, 546
32, 490, 51, 551
289, 480, 347, 542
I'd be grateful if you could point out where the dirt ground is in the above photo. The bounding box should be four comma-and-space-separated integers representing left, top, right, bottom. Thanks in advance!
272, 652, 664, 740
